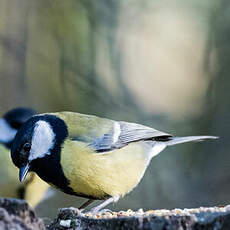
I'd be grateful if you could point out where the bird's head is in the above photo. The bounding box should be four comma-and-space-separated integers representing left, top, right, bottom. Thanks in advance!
0, 108, 36, 148
11, 114, 68, 182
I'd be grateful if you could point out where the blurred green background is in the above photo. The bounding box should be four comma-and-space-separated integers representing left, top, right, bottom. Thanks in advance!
0, 0, 227, 220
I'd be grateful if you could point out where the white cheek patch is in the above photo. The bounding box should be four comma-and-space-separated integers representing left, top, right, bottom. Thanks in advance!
29, 120, 55, 161
0, 118, 17, 143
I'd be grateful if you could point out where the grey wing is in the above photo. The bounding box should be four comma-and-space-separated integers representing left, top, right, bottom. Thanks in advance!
89, 121, 172, 152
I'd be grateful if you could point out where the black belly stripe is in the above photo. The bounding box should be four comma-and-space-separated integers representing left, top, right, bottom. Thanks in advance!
31, 155, 75, 196
73, 192, 111, 200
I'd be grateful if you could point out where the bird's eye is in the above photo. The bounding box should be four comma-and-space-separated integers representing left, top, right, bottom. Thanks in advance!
23, 143, 31, 152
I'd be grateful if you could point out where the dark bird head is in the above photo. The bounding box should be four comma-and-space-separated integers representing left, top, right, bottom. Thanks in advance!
0, 108, 36, 148
11, 114, 68, 183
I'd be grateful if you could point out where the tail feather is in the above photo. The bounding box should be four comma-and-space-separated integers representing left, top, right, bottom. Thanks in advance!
165, 136, 218, 146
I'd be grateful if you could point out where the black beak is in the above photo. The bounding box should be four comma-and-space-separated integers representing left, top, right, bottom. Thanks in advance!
19, 163, 30, 182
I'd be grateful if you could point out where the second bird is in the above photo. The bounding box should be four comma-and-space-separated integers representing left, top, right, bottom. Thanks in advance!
0, 108, 50, 207
11, 112, 217, 212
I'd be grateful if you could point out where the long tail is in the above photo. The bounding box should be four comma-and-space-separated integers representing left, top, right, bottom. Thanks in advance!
165, 136, 218, 146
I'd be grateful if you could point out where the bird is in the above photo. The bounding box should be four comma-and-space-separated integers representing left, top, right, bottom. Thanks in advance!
0, 108, 50, 207
10, 111, 218, 213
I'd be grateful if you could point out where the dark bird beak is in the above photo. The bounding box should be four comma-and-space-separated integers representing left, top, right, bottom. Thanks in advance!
19, 163, 30, 182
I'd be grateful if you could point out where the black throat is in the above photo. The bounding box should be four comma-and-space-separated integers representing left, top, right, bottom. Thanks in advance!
30, 115, 76, 195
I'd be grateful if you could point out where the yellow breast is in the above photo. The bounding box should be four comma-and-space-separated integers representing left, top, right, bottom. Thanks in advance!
61, 140, 150, 199
24, 174, 50, 207
0, 145, 19, 184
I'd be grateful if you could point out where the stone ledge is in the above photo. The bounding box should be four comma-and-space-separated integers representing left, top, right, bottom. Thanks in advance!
1, 198, 230, 230
48, 205, 230, 230
0, 198, 45, 230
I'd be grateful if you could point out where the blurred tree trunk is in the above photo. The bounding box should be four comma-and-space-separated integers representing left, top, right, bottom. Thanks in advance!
202, 0, 230, 202
177, 0, 230, 207
0, 0, 29, 113
24, 0, 141, 119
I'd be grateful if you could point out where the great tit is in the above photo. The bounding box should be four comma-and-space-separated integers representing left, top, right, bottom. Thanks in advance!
11, 112, 217, 212
0, 108, 50, 207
